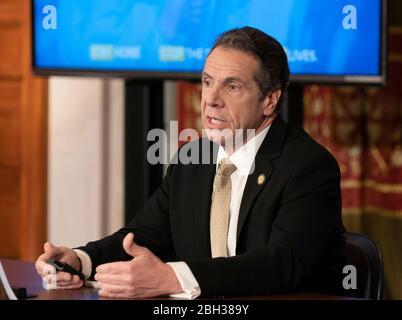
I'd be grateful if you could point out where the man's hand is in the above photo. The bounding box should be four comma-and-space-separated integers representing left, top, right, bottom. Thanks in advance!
35, 242, 84, 290
95, 233, 183, 299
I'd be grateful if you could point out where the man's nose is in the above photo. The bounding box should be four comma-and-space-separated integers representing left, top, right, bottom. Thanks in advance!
204, 86, 224, 108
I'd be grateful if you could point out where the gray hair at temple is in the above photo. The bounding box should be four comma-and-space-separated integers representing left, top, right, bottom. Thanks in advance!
209, 26, 290, 110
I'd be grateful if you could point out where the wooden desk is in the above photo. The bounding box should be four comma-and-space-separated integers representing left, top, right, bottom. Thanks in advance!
1, 258, 355, 300
2, 258, 99, 300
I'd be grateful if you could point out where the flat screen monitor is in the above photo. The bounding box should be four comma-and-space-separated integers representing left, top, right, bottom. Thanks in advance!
32, 0, 387, 84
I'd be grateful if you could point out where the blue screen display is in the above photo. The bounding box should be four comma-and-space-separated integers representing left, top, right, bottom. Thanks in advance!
33, 0, 382, 78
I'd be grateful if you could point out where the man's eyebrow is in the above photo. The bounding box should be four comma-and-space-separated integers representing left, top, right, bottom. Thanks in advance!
201, 71, 212, 79
223, 76, 244, 83
201, 72, 249, 85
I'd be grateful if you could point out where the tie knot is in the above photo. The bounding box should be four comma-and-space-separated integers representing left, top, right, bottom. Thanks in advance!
218, 158, 237, 177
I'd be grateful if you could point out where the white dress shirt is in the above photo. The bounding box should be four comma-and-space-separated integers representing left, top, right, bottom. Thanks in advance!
75, 125, 270, 299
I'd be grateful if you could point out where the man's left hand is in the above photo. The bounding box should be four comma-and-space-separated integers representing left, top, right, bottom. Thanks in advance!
95, 233, 183, 299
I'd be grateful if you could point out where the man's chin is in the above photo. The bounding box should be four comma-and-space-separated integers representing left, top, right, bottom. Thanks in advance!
203, 127, 235, 147
203, 127, 256, 152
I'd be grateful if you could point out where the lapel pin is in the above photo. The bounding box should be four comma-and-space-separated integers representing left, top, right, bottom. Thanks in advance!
257, 174, 266, 185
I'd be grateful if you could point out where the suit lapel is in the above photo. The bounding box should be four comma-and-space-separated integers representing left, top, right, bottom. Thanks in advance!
191, 140, 218, 257
236, 116, 288, 240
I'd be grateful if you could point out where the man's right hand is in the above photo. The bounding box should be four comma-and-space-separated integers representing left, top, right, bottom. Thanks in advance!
35, 242, 84, 290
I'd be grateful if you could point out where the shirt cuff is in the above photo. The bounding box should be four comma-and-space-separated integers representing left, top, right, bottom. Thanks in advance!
73, 249, 92, 280
167, 262, 201, 299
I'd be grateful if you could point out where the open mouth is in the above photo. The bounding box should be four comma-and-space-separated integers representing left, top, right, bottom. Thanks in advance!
207, 116, 226, 125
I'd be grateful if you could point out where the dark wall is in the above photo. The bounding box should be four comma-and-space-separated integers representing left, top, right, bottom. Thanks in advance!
389, 0, 402, 25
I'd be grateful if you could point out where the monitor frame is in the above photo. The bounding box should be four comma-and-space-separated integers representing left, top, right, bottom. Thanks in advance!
0, 262, 17, 300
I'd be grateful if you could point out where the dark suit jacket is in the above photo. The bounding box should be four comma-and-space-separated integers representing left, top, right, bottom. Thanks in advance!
78, 115, 345, 297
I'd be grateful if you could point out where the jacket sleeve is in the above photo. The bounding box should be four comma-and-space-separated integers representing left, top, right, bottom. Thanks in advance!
76, 164, 175, 278
185, 151, 343, 297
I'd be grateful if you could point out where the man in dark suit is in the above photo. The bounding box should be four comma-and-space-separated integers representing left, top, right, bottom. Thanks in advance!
36, 26, 344, 298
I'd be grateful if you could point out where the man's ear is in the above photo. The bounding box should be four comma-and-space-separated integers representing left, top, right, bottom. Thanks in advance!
263, 89, 281, 116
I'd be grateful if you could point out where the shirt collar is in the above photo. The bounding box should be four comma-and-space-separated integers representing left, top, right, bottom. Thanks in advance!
216, 125, 270, 176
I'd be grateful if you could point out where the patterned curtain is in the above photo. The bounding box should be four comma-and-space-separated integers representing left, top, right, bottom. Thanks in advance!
303, 28, 402, 299
176, 81, 203, 133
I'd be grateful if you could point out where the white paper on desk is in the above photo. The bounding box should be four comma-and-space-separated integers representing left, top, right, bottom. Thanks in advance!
0, 262, 17, 300
42, 264, 57, 290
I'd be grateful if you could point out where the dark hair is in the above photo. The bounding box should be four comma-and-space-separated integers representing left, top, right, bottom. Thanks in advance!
210, 26, 290, 109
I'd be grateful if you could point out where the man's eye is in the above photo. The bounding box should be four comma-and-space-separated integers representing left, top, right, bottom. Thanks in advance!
228, 84, 240, 91
202, 78, 211, 87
